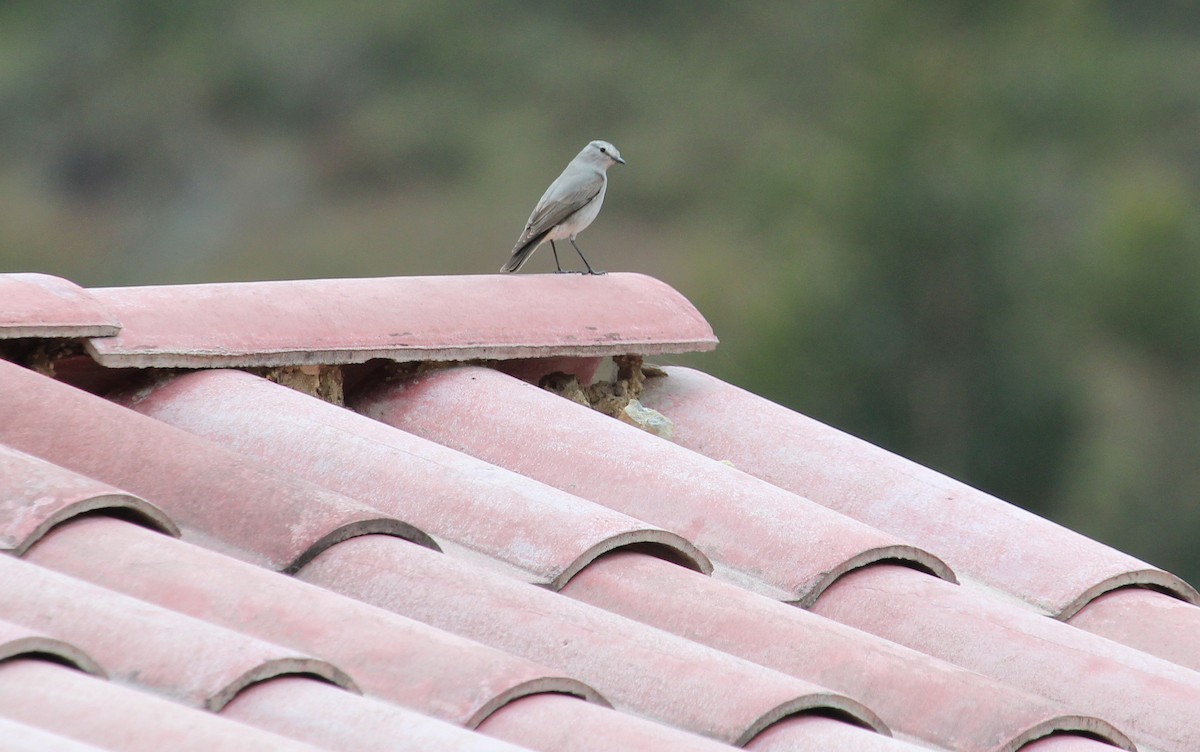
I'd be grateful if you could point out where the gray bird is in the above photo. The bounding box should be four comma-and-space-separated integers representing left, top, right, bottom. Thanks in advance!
501, 140, 625, 274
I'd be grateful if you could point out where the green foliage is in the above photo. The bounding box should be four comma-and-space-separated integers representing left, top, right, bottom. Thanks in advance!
2, 1, 1199, 583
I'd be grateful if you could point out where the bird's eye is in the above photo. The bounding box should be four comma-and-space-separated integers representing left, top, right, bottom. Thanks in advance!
599, 147, 607, 153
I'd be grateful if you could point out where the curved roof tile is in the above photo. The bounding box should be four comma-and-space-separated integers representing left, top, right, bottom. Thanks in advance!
223, 676, 536, 752
85, 273, 716, 368
352, 365, 955, 602
1067, 586, 1200, 672
564, 551, 1132, 752
0, 444, 177, 555
0, 555, 356, 711
812, 564, 1200, 752
298, 533, 890, 746
118, 368, 710, 586
0, 358, 437, 571
28, 516, 604, 728
640, 366, 1199, 615
0, 659, 324, 752
0, 273, 119, 340
0, 619, 105, 677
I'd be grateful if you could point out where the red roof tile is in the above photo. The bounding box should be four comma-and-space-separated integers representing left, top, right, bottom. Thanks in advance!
114, 368, 710, 587
0, 660, 324, 752
812, 564, 1199, 752
0, 273, 120, 339
3, 270, 1197, 752
84, 273, 717, 368
638, 366, 1198, 617
350, 364, 955, 604
28, 516, 601, 727
0, 554, 354, 711
477, 693, 749, 752
297, 534, 890, 747
0, 619, 103, 675
744, 716, 962, 752
563, 551, 1131, 752
0, 717, 111, 752
1020, 736, 1133, 752
1067, 587, 1200, 671
26, 520, 751, 752
0, 444, 176, 555
222, 676, 535, 752
0, 358, 434, 572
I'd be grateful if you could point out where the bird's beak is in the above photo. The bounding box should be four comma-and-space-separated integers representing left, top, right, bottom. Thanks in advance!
614, 155, 626, 165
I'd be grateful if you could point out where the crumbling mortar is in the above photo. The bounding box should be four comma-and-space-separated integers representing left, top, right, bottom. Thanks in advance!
539, 355, 673, 436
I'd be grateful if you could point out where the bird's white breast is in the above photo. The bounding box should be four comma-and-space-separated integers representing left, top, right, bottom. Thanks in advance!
550, 177, 607, 240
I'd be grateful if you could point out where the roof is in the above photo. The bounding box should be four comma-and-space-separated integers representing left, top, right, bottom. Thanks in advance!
1, 270, 1199, 752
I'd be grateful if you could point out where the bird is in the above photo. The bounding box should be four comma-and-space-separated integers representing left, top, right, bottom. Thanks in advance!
501, 140, 625, 275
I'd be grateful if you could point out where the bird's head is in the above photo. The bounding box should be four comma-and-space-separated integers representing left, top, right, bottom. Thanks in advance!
584, 140, 625, 166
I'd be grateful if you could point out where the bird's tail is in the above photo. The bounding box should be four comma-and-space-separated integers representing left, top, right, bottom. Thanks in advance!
501, 230, 549, 273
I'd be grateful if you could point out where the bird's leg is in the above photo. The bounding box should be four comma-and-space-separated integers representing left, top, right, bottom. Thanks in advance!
570, 239, 605, 275
551, 240, 567, 274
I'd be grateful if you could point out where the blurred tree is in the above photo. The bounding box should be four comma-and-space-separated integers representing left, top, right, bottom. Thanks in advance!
0, 0, 1198, 583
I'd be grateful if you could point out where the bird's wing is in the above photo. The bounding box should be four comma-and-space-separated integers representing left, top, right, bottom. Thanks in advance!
516, 168, 605, 245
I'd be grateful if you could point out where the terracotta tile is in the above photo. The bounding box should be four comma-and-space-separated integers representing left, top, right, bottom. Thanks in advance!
0, 555, 353, 711
0, 618, 104, 676
1068, 587, 1200, 671
564, 551, 1132, 752
485, 696, 927, 752
0, 659, 323, 751
223, 676, 533, 752
811, 564, 1198, 752
84, 273, 716, 368
33, 517, 810, 750
297, 534, 888, 747
0, 359, 435, 572
1018, 735, 1134, 751
0, 273, 119, 339
116, 368, 709, 588
28, 516, 602, 727
477, 693, 744, 752
0, 717, 112, 752
0, 443, 177, 555
743, 716, 930, 752
350, 365, 954, 604
639, 366, 1199, 616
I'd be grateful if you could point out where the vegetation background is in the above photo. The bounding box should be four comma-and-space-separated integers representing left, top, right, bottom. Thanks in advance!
3, 2, 1199, 585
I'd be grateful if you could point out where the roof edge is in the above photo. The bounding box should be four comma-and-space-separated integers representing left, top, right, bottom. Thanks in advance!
8, 494, 181, 557
0, 636, 107, 677
1, 324, 120, 340
1054, 569, 1200, 620
738, 693, 891, 747
82, 272, 717, 367
548, 529, 714, 591
796, 545, 958, 608
1007, 715, 1136, 752
465, 677, 611, 729
84, 340, 719, 369
284, 518, 441, 575
211, 657, 360, 712
0, 272, 122, 339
